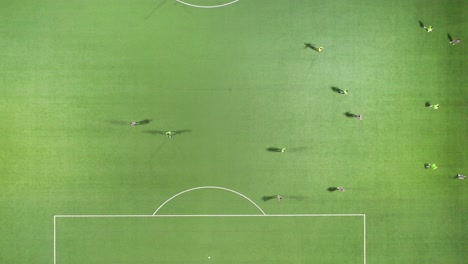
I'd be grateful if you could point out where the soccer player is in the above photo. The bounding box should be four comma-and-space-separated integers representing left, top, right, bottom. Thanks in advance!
165, 131, 173, 138
277, 195, 282, 201
337, 187, 345, 192
427, 104, 439, 109
450, 39, 461, 45
281, 148, 286, 153
457, 174, 466, 180
318, 47, 323, 52
356, 114, 363, 120
424, 163, 437, 169
338, 89, 348, 95
130, 121, 137, 126
423, 25, 433, 32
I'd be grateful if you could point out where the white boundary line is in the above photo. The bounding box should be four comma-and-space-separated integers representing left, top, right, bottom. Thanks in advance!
53, 215, 56, 264
176, 0, 239, 9
54, 214, 366, 264
152, 186, 266, 215
364, 214, 367, 264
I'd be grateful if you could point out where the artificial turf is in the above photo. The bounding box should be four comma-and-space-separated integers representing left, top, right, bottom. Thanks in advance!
0, 0, 466, 263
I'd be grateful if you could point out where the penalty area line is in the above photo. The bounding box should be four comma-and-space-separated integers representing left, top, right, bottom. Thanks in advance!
54, 213, 366, 264
54, 214, 365, 218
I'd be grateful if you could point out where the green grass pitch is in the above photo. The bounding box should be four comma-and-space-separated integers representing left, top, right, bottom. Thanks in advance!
0, 0, 466, 263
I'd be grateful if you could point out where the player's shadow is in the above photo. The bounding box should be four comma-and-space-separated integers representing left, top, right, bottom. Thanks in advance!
425, 101, 431, 107
331, 87, 343, 94
108, 120, 130, 126
344, 112, 357, 118
172, 129, 192, 136
144, 130, 166, 136
447, 34, 453, 42
108, 119, 151, 126
262, 195, 277, 201
327, 187, 339, 192
137, 119, 152, 125
418, 20, 425, 29
304, 42, 320, 52
266, 147, 283, 152
144, 129, 192, 137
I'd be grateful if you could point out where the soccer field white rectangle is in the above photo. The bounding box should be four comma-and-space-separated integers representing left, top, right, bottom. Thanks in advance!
54, 214, 366, 263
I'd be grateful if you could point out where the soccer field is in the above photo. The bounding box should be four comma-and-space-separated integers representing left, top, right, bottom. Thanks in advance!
1, 0, 467, 263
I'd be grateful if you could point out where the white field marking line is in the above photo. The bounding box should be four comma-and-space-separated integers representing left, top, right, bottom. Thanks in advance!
53, 216, 56, 264
54, 214, 365, 218
176, 0, 239, 9
54, 214, 366, 264
364, 214, 367, 264
152, 186, 266, 216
